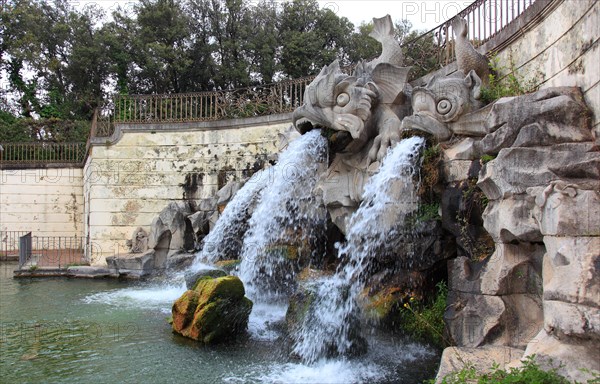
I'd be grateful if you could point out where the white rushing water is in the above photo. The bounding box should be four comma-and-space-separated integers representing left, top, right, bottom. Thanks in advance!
291, 136, 425, 363
238, 129, 328, 300
191, 169, 269, 267
83, 280, 187, 314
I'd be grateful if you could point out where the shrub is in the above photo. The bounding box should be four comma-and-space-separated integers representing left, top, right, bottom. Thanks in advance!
400, 281, 448, 348
480, 51, 544, 104
432, 355, 599, 384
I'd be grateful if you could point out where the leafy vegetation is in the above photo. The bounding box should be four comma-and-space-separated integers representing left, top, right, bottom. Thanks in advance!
1, 0, 439, 142
480, 154, 496, 164
432, 355, 600, 384
480, 51, 545, 104
399, 281, 448, 348
417, 202, 441, 222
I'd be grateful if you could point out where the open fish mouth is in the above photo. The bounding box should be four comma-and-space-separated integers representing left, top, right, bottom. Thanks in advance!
400, 113, 452, 141
294, 117, 320, 134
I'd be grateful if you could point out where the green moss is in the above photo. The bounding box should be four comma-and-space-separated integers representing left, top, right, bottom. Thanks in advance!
191, 296, 253, 343
171, 290, 201, 332
194, 275, 245, 301
173, 276, 253, 344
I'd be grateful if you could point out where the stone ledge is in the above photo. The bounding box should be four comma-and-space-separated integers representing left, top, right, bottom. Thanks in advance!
90, 112, 293, 146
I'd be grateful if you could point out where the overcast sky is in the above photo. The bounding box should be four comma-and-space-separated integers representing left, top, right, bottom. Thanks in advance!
69, 0, 471, 32
316, 0, 471, 31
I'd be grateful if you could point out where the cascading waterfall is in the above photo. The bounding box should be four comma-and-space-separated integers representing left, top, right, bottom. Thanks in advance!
238, 129, 328, 300
192, 168, 268, 267
291, 136, 425, 363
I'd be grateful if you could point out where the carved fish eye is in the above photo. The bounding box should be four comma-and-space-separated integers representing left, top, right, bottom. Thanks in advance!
436, 99, 452, 114
336, 93, 350, 107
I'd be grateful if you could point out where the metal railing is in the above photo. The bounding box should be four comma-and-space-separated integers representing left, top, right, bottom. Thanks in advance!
1, 231, 30, 260
17, 234, 86, 269
91, 0, 543, 135
108, 77, 312, 125
0, 142, 86, 164
406, 0, 538, 68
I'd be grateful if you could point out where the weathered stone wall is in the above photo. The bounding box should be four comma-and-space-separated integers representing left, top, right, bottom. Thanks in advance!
84, 114, 292, 265
494, 0, 599, 141
0, 167, 84, 237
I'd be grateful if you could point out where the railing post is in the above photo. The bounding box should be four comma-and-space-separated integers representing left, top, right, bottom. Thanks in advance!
19, 232, 32, 269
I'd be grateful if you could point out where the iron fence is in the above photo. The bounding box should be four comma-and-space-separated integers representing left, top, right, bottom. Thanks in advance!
109, 77, 312, 125
406, 0, 538, 69
17, 234, 86, 269
0, 142, 86, 164
1, 231, 30, 260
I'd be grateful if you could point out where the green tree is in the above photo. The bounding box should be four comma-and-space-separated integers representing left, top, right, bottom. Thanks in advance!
345, 22, 381, 65
130, 0, 192, 93
245, 0, 279, 84
2, 0, 108, 119
182, 0, 217, 90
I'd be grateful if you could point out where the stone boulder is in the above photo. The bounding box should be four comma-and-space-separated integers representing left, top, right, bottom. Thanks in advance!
105, 250, 157, 278
449, 243, 543, 296
184, 268, 227, 290
523, 330, 600, 383
477, 145, 600, 200
435, 346, 524, 383
216, 180, 243, 209
148, 202, 196, 261
528, 183, 600, 237
542, 236, 600, 307
481, 87, 592, 154
172, 275, 252, 343
481, 194, 541, 243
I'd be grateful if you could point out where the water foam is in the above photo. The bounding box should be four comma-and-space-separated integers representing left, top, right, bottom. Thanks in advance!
82, 282, 187, 313
192, 169, 269, 268
238, 129, 328, 300
291, 136, 425, 362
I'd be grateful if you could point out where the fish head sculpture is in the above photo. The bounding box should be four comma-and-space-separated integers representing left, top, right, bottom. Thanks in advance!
293, 60, 380, 151
402, 70, 484, 141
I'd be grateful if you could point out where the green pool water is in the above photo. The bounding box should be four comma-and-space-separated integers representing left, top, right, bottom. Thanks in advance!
0, 262, 440, 383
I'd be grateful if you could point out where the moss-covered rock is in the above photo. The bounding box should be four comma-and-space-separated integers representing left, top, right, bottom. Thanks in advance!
172, 290, 200, 331
184, 268, 227, 290
172, 275, 253, 343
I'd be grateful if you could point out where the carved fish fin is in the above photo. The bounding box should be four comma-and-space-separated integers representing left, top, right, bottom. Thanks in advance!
371, 63, 411, 103
369, 15, 395, 43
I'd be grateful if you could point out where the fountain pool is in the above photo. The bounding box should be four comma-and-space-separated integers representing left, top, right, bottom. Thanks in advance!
1, 262, 439, 383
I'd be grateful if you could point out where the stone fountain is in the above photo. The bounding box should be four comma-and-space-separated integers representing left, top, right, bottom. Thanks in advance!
161, 14, 599, 382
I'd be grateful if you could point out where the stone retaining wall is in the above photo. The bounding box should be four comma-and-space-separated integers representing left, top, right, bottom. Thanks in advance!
0, 167, 84, 238
84, 114, 293, 264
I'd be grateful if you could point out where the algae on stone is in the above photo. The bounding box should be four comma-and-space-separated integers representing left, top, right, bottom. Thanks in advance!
172, 275, 252, 344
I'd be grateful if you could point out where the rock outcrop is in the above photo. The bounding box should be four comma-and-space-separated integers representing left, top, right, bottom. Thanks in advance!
433, 86, 600, 382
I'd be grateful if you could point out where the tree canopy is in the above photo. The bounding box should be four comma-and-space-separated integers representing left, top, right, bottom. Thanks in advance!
0, 0, 439, 142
